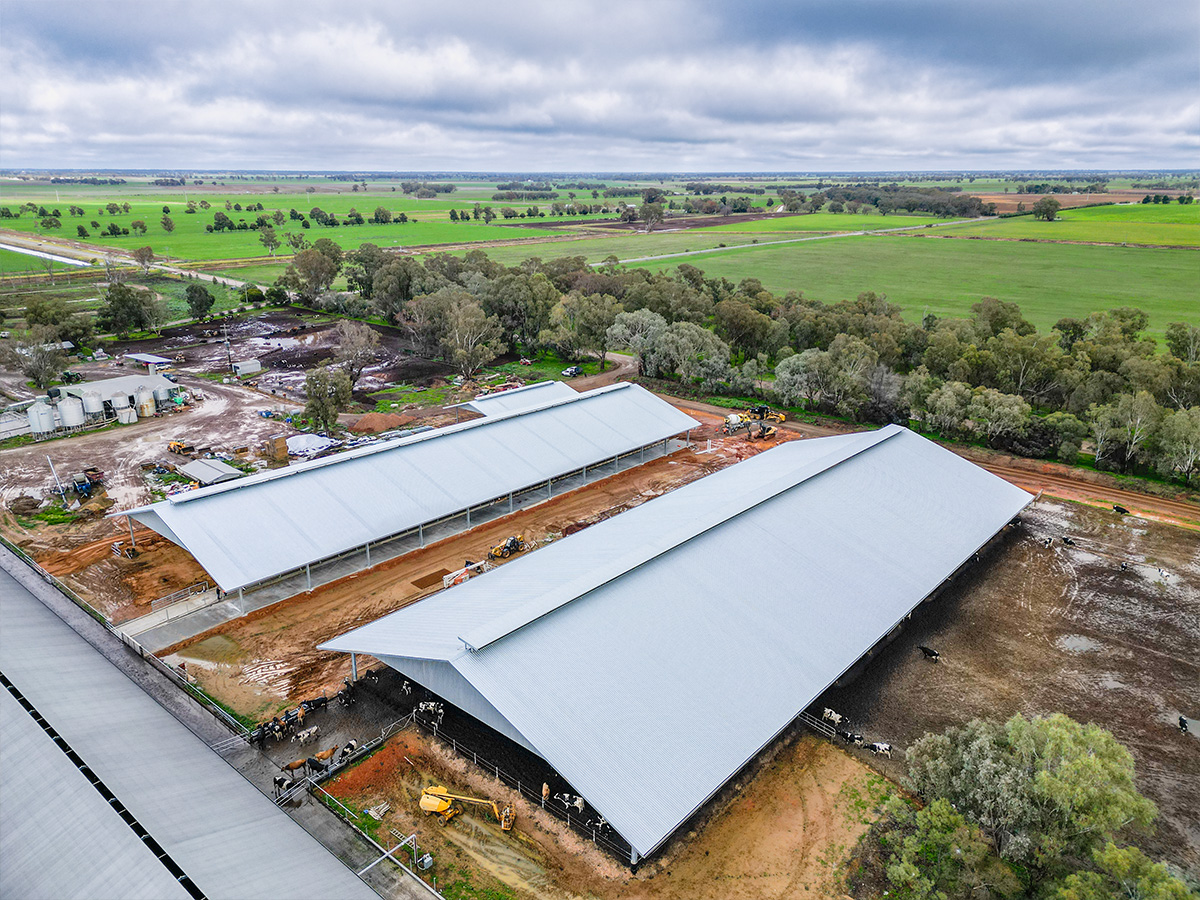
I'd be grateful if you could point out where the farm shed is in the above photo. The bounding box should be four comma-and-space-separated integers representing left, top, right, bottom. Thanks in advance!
59, 372, 181, 409
233, 359, 262, 376
178, 458, 243, 486
124, 352, 173, 372
0, 559, 378, 900
321, 425, 1034, 864
123, 383, 699, 595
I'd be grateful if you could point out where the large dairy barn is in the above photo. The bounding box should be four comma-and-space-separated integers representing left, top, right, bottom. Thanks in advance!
323, 425, 1033, 864
121, 382, 699, 601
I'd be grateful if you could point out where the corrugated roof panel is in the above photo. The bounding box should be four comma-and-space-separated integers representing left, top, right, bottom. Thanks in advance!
125, 383, 698, 590
322, 426, 1033, 858
458, 380, 577, 415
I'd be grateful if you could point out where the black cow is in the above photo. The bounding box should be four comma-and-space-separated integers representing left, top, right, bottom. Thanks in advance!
301, 696, 329, 713
837, 729, 864, 746
338, 740, 360, 764
1062, 537, 1076, 546
1113, 505, 1130, 515
1181, 716, 1190, 734
272, 775, 293, 796
305, 757, 327, 775
918, 645, 940, 662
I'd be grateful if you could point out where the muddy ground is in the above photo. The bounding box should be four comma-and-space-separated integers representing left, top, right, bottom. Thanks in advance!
821, 498, 1200, 874
314, 677, 891, 900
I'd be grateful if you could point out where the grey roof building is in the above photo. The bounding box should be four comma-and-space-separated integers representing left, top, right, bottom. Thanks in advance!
0, 560, 380, 900
124, 383, 699, 592
322, 425, 1033, 862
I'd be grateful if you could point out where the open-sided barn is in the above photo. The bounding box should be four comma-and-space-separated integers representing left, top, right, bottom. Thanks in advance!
122, 382, 699, 595
322, 425, 1033, 863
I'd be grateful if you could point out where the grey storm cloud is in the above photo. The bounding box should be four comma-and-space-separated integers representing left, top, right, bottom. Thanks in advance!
2, 0, 1197, 170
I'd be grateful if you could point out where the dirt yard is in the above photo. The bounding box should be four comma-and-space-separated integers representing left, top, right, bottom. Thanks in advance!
821, 498, 1200, 875
324, 727, 889, 900
161, 415, 784, 718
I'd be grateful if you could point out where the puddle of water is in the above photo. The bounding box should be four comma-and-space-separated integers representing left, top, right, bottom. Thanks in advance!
1057, 634, 1102, 653
1098, 675, 1126, 690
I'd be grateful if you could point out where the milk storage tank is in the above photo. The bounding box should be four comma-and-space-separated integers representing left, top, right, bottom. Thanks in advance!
58, 396, 86, 428
153, 385, 172, 408
117, 407, 138, 424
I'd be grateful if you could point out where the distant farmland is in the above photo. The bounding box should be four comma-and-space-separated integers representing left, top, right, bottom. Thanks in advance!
622, 235, 1197, 338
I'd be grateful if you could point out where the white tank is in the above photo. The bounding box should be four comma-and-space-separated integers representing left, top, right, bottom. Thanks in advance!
117, 407, 138, 424
58, 396, 86, 428
153, 385, 172, 405
81, 391, 105, 416
27, 402, 56, 434
110, 392, 130, 410
135, 387, 156, 418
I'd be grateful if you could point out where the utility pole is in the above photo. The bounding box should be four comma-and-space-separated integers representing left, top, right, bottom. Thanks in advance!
223, 321, 233, 373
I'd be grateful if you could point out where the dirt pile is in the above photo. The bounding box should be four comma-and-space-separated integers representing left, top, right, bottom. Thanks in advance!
349, 412, 415, 434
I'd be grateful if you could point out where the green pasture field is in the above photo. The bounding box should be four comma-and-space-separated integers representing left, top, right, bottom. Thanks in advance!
444, 230, 789, 267
938, 202, 1200, 246
624, 235, 1197, 339
0, 247, 82, 274
702, 211, 950, 233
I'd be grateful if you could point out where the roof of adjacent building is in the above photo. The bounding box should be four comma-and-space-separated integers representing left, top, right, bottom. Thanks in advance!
322, 425, 1033, 860
125, 352, 174, 365
453, 380, 578, 416
0, 561, 379, 900
124, 382, 699, 591
179, 458, 244, 486
61, 372, 179, 399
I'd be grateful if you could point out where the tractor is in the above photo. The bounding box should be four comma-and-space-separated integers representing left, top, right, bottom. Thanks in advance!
487, 534, 526, 560
419, 786, 515, 831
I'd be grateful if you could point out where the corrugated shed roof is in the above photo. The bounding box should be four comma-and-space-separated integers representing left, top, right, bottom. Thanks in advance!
179, 458, 243, 486
322, 426, 1033, 859
125, 383, 698, 591
0, 563, 379, 900
455, 380, 577, 416
62, 372, 178, 399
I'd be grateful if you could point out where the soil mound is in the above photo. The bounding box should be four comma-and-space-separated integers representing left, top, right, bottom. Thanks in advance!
349, 412, 416, 434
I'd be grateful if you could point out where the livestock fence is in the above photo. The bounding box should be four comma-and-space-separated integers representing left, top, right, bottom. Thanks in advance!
151, 580, 211, 610
0, 534, 248, 738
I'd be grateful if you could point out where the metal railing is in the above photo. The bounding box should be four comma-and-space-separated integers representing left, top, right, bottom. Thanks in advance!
151, 581, 210, 610
0, 534, 248, 738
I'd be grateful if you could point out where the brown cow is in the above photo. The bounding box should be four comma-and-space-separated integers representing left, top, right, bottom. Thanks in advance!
313, 745, 339, 762
281, 758, 307, 773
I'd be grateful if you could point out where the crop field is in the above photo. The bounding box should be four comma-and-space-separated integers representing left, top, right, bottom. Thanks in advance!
939, 201, 1200, 246
625, 235, 1197, 337
455, 230, 783, 267
701, 211, 949, 233
0, 247, 84, 274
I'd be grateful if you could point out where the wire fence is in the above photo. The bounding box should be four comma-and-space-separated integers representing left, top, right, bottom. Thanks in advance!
0, 534, 248, 738
406, 710, 634, 860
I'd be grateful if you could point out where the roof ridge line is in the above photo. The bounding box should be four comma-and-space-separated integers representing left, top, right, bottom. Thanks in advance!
461, 425, 902, 652
123, 382, 638, 511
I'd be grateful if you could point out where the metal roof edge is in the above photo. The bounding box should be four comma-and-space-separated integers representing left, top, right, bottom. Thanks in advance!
167, 381, 677, 505
462, 425, 903, 652
448, 379, 567, 410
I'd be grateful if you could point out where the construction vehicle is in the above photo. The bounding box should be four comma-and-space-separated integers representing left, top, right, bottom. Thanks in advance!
722, 414, 752, 435
419, 786, 515, 831
167, 440, 195, 455
743, 405, 785, 423
487, 534, 526, 560
71, 472, 93, 498
746, 421, 777, 441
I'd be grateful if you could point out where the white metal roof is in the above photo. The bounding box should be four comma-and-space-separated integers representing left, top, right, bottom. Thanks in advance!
125, 383, 698, 591
322, 425, 1033, 860
179, 458, 244, 486
61, 372, 178, 399
125, 352, 173, 365
454, 380, 577, 416
0, 561, 379, 900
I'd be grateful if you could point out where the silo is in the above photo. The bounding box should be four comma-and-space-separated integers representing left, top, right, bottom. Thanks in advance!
81, 391, 105, 419
58, 396, 86, 428
110, 392, 131, 410
135, 387, 156, 418
117, 407, 138, 424
153, 384, 173, 409
27, 402, 56, 435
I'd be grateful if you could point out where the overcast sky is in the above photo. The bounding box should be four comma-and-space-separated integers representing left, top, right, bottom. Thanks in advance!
3, 0, 1197, 172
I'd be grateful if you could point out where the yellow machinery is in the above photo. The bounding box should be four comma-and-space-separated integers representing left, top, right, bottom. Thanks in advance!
746, 421, 777, 441
487, 534, 526, 560
419, 786, 515, 831
166, 440, 194, 454
743, 404, 785, 423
